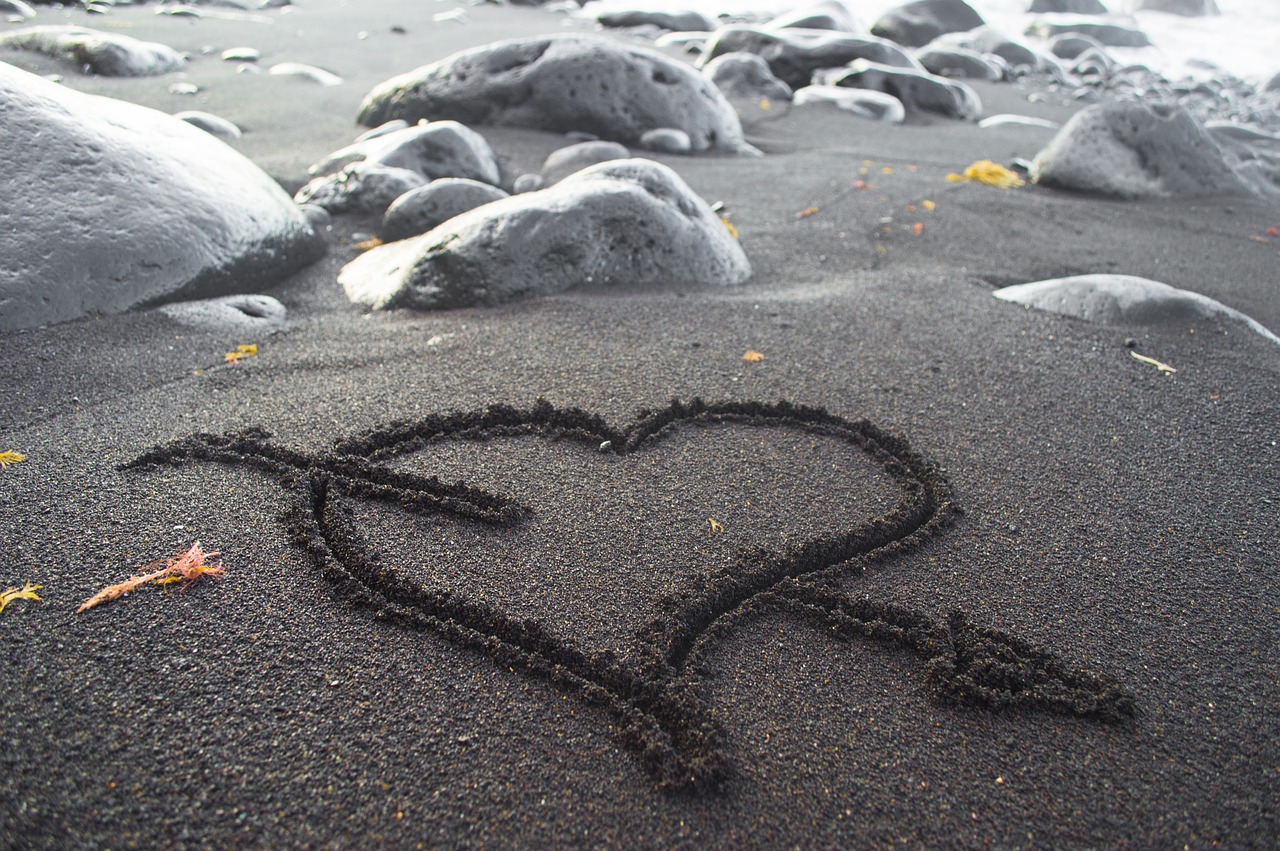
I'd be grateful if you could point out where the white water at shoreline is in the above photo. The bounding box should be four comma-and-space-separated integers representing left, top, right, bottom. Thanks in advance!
580, 0, 1280, 83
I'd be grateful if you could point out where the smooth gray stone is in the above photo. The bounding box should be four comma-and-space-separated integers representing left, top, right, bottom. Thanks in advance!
0, 1, 36, 21
1027, 17, 1151, 47
926, 26, 1054, 71
174, 110, 243, 140
0, 61, 323, 331
512, 173, 544, 194
355, 120, 410, 142
156, 293, 287, 330
541, 141, 631, 186
1136, 0, 1219, 15
764, 2, 861, 32
698, 26, 920, 91
268, 62, 342, 86
340, 159, 751, 311
817, 59, 981, 120
382, 179, 510, 243
993, 275, 1278, 343
1046, 33, 1107, 60
597, 10, 714, 31
0, 25, 185, 76
792, 85, 906, 123
293, 162, 427, 214
915, 46, 1005, 80
1030, 101, 1249, 199
357, 34, 751, 154
870, 0, 985, 48
639, 128, 693, 153
308, 120, 501, 186
1028, 0, 1108, 13
702, 51, 793, 127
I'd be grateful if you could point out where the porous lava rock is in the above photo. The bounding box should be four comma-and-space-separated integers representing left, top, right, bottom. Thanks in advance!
817, 59, 981, 120
698, 26, 919, 92
1029, 101, 1254, 199
0, 25, 185, 75
993, 274, 1278, 343
381, 180, 510, 243
870, 0, 985, 48
0, 62, 323, 331
307, 120, 501, 186
356, 35, 750, 154
339, 159, 750, 311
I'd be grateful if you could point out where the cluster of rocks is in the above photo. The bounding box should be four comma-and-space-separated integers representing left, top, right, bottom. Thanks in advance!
0, 61, 323, 331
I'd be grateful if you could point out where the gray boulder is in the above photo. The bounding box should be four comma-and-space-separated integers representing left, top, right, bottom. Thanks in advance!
597, 10, 715, 31
307, 120, 501, 186
793, 86, 907, 123
174, 110, 243, 140
156, 294, 288, 331
639, 128, 693, 153
356, 35, 751, 154
339, 159, 750, 311
871, 0, 985, 48
763, 2, 861, 32
1029, 101, 1249, 199
1028, 0, 1108, 13
1136, 0, 1219, 15
541, 141, 632, 186
382, 179, 510, 243
915, 46, 1005, 80
696, 26, 921, 91
926, 26, 1055, 71
0, 25, 185, 76
293, 162, 427, 215
993, 275, 1278, 343
1027, 18, 1151, 47
0, 62, 323, 331
817, 59, 981, 120
1046, 33, 1108, 60
702, 51, 793, 127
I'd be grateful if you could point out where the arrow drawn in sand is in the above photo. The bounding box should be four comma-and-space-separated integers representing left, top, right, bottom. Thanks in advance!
124, 399, 1134, 790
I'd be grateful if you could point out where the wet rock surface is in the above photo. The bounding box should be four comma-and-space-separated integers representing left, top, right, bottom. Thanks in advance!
0, 61, 323, 331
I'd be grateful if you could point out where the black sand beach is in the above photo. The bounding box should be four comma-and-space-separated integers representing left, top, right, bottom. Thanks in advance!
1, 2, 1277, 848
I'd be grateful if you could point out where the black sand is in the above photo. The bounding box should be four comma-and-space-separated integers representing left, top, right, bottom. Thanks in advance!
1, 2, 1277, 848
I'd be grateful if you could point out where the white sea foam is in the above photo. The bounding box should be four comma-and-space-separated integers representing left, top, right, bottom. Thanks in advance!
581, 0, 1280, 82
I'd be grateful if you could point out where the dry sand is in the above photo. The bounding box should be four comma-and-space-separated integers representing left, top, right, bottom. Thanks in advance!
0, 2, 1277, 847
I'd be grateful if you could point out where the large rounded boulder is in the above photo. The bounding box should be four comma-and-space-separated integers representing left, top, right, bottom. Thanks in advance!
871, 0, 985, 48
356, 35, 751, 154
0, 25, 186, 76
339, 159, 751, 311
0, 61, 324, 331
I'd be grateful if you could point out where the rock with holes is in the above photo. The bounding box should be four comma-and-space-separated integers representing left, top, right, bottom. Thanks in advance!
156, 293, 288, 330
0, 62, 323, 331
308, 120, 500, 186
702, 52, 793, 127
993, 275, 1278, 343
697, 26, 920, 91
357, 35, 751, 154
382, 179, 510, 243
339, 159, 750, 311
1029, 101, 1255, 199
870, 0, 985, 48
1136, 0, 1219, 15
0, 25, 186, 76
816, 59, 981, 120
541, 141, 632, 186
293, 162, 427, 215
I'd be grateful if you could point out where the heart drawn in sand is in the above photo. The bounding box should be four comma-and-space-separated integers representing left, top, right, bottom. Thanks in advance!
126, 399, 1134, 790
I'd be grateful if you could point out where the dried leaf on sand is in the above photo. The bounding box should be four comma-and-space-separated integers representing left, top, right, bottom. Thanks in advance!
0, 581, 41, 616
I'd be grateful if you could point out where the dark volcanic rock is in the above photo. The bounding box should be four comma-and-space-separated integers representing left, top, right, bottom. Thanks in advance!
817, 59, 981, 120
0, 25, 185, 76
357, 35, 750, 154
763, 2, 861, 32
915, 46, 1005, 80
1030, 101, 1250, 199
927, 25, 1054, 71
597, 10, 714, 31
1027, 17, 1152, 47
0, 62, 323, 331
307, 120, 501, 186
381, 180, 510, 243
870, 0, 985, 48
340, 159, 750, 311
702, 51, 793, 127
294, 163, 427, 215
1136, 0, 1219, 15
697, 26, 920, 91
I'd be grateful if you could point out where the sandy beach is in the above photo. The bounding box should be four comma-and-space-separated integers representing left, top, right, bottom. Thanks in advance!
1, 1, 1277, 847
